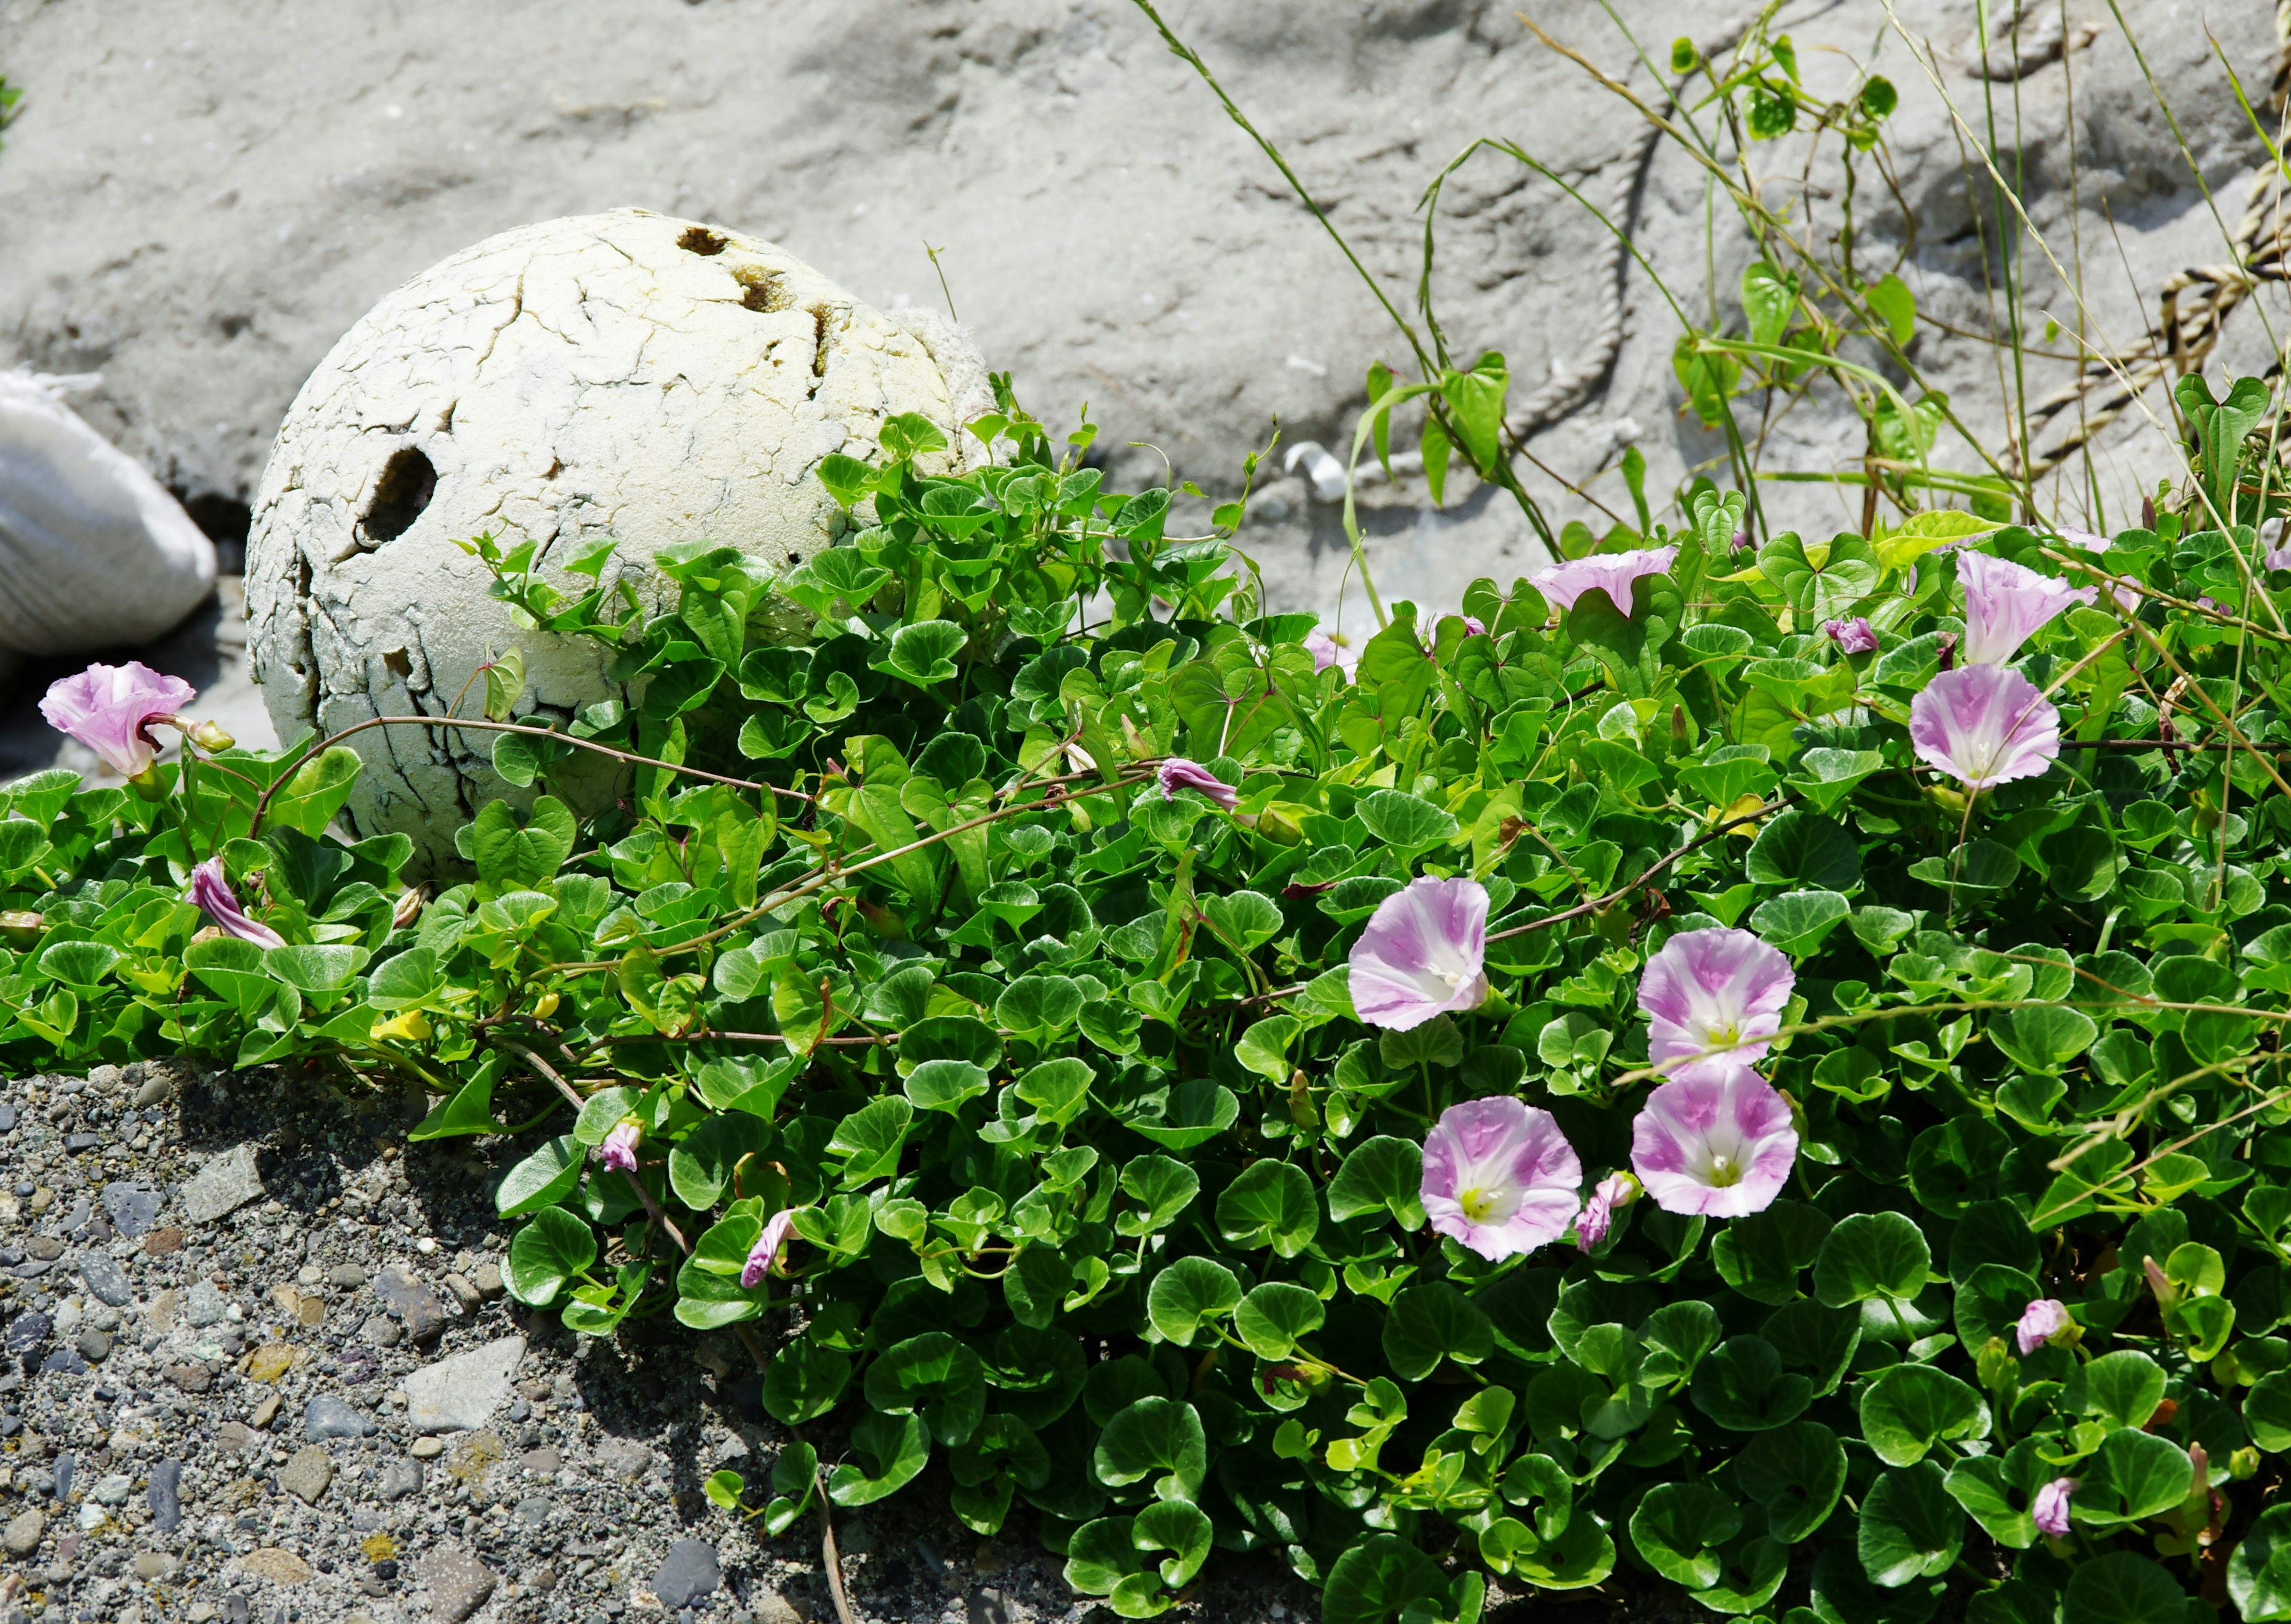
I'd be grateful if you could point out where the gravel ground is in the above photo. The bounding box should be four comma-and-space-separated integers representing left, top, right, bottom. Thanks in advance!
0, 1061, 1346, 1624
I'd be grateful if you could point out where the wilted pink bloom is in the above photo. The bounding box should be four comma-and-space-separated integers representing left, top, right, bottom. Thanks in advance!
1629, 1063, 1799, 1218
1350, 876, 1489, 1031
2055, 526, 2111, 554
741, 1208, 798, 1288
1421, 1097, 1583, 1260
2033, 1478, 2075, 1538
1574, 1171, 1637, 1251
1823, 617, 1878, 654
1157, 758, 1238, 810
1304, 628, 1357, 680
2016, 1297, 2074, 1354
1958, 550, 2097, 665
597, 1120, 642, 1175
39, 661, 196, 780
189, 857, 285, 950
1461, 616, 1487, 637
1730, 529, 1752, 554
1909, 664, 2061, 789
1530, 545, 1678, 618
1638, 926, 1795, 1082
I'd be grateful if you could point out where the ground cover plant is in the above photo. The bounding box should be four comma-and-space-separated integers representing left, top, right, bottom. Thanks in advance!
17, 8, 2291, 1624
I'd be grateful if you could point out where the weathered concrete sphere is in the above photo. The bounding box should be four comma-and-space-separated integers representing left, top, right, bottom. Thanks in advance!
246, 208, 984, 866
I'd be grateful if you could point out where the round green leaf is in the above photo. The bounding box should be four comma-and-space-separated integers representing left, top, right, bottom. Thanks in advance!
762, 1338, 851, 1425
826, 1411, 930, 1506
1744, 808, 1862, 890
1629, 1481, 1741, 1589
1813, 1211, 1932, 1307
1215, 1160, 1319, 1257
1382, 1282, 1495, 1381
495, 1134, 583, 1218
2064, 1551, 2190, 1624
1234, 1282, 1327, 1360
504, 1206, 595, 1307
1858, 1462, 1962, 1587
1693, 1336, 1811, 1432
1145, 1256, 1243, 1347
1093, 1397, 1206, 1502
1734, 1421, 1845, 1543
2231, 1504, 2291, 1621
1857, 1363, 1989, 1466
1322, 1533, 1449, 1624
863, 1332, 986, 1447
1326, 1136, 1427, 1229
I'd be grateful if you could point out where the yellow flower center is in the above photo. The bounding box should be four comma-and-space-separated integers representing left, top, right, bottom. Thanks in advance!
1458, 1185, 1505, 1223
1708, 1154, 1742, 1188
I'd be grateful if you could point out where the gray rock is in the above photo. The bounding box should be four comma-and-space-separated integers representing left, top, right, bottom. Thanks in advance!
359, 1313, 403, 1350
0, 1101, 14, 1131
181, 1143, 264, 1225
92, 1472, 132, 1506
378, 1459, 423, 1500
279, 1445, 332, 1505
373, 1264, 447, 1345
130, 1075, 174, 1109
652, 1540, 721, 1609
417, 1546, 498, 1624
39, 1347, 87, 1375
101, 1183, 162, 1237
514, 1496, 554, 1527
186, 1280, 227, 1327
597, 1438, 653, 1480
2, 1506, 41, 1557
52, 1453, 72, 1502
305, 1394, 371, 1440
326, 1264, 369, 1289
148, 1459, 182, 1532
74, 1327, 110, 1363
403, 1335, 523, 1434
5, 1310, 51, 1353
78, 1251, 132, 1308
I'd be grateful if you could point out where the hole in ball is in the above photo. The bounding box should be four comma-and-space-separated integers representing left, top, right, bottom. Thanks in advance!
362, 446, 436, 544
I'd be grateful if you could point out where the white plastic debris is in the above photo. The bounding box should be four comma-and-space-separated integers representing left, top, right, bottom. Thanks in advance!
0, 370, 217, 653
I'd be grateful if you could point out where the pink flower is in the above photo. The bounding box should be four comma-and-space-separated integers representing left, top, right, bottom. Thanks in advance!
1349, 876, 1489, 1031
39, 661, 196, 779
1823, 617, 1878, 654
1421, 1097, 1583, 1260
740, 1208, 798, 1288
1460, 616, 1487, 637
597, 1120, 642, 1175
2033, 1477, 2075, 1538
1629, 1063, 1799, 1218
1304, 629, 1357, 680
189, 857, 285, 950
2015, 1297, 2074, 1355
2269, 541, 2291, 573
1574, 1171, 1637, 1251
1909, 664, 2061, 789
1958, 550, 2096, 665
1157, 758, 1237, 810
2054, 526, 2111, 554
1637, 926, 1795, 1082
1531, 545, 1678, 619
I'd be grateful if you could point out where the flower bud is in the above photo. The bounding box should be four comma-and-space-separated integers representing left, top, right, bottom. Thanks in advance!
0, 910, 41, 944
2233, 1447, 2261, 1481
183, 718, 236, 751
392, 886, 428, 930
532, 991, 561, 1021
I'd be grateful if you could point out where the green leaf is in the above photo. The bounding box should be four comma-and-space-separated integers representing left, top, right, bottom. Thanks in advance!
826, 1412, 930, 1506
504, 1207, 596, 1307
1749, 889, 1851, 956
1813, 1211, 1931, 1307
1322, 1534, 1447, 1624
1693, 1336, 1812, 1432
1117, 1156, 1201, 1236
1630, 1481, 1741, 1589
826, 1097, 912, 1185
1857, 1364, 1989, 1466
1326, 1137, 1427, 1229
266, 746, 364, 837
1094, 1397, 1208, 1502
1734, 1421, 1846, 1543
2074, 1349, 2166, 1432
1866, 273, 1916, 347
668, 1113, 771, 1211
2065, 1552, 2193, 1624
264, 943, 366, 995
863, 1332, 987, 1447
2230, 1504, 2291, 1621
1382, 1282, 1495, 1381
1987, 1004, 2098, 1073
1214, 1160, 1319, 1257
1234, 1283, 1327, 1360
1234, 1015, 1301, 1085
763, 1339, 851, 1424
366, 947, 442, 1011
34, 941, 124, 990
1121, 1079, 1238, 1151
874, 619, 967, 686
1356, 790, 1459, 852
2074, 1427, 2194, 1527
1201, 890, 1283, 952
904, 1058, 990, 1114
1146, 1256, 1243, 1347
470, 795, 576, 887
1745, 810, 1862, 891
495, 1135, 583, 1218
1858, 1462, 1963, 1588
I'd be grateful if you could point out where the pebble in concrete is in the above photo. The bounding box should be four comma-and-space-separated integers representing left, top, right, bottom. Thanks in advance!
180, 1142, 264, 1224
403, 1335, 523, 1433
653, 1539, 723, 1609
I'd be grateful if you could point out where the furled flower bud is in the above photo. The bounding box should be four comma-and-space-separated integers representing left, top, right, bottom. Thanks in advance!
2015, 1297, 2076, 1355
393, 886, 428, 930
183, 719, 236, 752
597, 1120, 643, 1175
2033, 1477, 2075, 1538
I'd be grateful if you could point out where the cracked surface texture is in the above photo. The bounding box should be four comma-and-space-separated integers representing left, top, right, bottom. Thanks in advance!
245, 209, 981, 866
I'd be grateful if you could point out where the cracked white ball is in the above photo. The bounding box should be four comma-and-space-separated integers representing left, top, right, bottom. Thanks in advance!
245, 208, 989, 869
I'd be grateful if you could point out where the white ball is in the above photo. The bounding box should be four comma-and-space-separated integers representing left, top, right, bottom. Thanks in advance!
246, 208, 986, 867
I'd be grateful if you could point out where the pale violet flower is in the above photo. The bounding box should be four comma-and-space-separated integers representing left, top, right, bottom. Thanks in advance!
2270, 541, 2291, 573
1574, 1171, 1637, 1251
1460, 615, 1487, 637
1629, 1063, 1799, 1218
1638, 926, 1795, 1082
1421, 1097, 1583, 1260
1530, 545, 1678, 619
189, 857, 284, 950
1157, 758, 1238, 810
2033, 1478, 2075, 1539
1349, 876, 1489, 1031
1304, 628, 1357, 680
1823, 617, 1878, 654
2016, 1297, 2074, 1354
741, 1208, 799, 1289
1909, 665, 2061, 790
1958, 549, 2096, 665
598, 1120, 642, 1175
39, 660, 196, 780
2054, 526, 2111, 554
